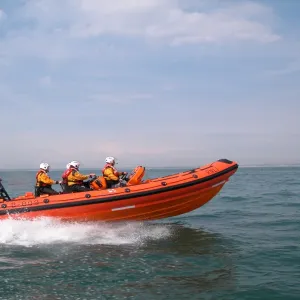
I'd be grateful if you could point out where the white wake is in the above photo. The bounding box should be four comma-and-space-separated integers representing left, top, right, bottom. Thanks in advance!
0, 217, 172, 247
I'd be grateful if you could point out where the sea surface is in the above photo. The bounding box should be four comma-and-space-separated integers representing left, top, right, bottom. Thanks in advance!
0, 166, 299, 300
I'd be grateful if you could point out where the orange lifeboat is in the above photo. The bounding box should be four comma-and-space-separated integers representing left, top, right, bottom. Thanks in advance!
0, 158, 238, 222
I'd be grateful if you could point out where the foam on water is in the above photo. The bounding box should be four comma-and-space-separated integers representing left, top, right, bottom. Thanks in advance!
0, 217, 172, 247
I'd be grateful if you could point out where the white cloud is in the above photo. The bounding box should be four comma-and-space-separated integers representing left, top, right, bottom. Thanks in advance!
12, 0, 279, 45
0, 0, 282, 63
68, 0, 280, 44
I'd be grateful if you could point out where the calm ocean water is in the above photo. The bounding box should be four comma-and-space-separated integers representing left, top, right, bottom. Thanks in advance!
0, 167, 299, 300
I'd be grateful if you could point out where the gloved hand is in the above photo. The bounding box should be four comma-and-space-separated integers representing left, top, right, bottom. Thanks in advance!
119, 179, 127, 187
89, 173, 96, 178
55, 180, 62, 184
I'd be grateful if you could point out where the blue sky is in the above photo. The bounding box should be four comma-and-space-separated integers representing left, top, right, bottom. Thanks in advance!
0, 0, 299, 169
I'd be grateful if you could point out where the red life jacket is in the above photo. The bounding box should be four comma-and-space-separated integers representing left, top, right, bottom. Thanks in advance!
102, 164, 120, 177
35, 170, 49, 187
61, 167, 83, 185
61, 168, 72, 184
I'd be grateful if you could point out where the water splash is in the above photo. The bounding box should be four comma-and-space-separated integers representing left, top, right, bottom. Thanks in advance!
0, 217, 172, 247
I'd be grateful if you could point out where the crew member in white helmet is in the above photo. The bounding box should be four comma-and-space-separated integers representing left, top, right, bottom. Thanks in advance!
35, 162, 61, 196
102, 156, 127, 188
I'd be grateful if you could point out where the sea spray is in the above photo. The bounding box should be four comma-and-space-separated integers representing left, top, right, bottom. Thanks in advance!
0, 217, 172, 247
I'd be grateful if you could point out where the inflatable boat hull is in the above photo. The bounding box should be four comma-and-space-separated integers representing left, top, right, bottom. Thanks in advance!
0, 159, 238, 222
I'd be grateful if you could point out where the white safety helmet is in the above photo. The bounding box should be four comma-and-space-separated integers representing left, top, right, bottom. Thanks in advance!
69, 160, 80, 169
105, 156, 115, 165
66, 163, 71, 169
40, 162, 50, 171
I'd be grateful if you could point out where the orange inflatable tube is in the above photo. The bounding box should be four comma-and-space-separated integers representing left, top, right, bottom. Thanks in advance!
0, 159, 239, 222
127, 166, 146, 185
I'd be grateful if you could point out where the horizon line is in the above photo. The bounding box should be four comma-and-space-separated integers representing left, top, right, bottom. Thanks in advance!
1, 163, 300, 171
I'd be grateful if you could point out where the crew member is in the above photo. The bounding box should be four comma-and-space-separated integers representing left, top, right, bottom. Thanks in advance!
35, 163, 60, 196
102, 156, 127, 188
63, 160, 95, 192
60, 162, 71, 193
